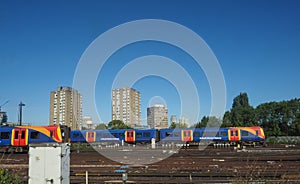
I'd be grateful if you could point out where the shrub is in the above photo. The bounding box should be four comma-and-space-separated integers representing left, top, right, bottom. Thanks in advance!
0, 169, 22, 184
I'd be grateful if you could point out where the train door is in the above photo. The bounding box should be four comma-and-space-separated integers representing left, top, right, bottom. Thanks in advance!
12, 128, 28, 146
182, 130, 193, 142
125, 130, 135, 143
229, 128, 240, 141
86, 132, 96, 142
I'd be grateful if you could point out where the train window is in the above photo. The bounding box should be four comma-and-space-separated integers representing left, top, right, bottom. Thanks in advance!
21, 131, 26, 139
174, 132, 180, 137
256, 130, 259, 136
136, 132, 142, 137
193, 132, 200, 137
242, 131, 249, 136
72, 133, 80, 138
0, 132, 10, 139
14, 132, 19, 139
112, 133, 118, 137
143, 132, 151, 137
88, 133, 94, 138
220, 131, 227, 136
50, 131, 53, 138
127, 132, 133, 137
230, 131, 234, 136
61, 129, 65, 139
30, 132, 40, 139
165, 132, 172, 137
203, 132, 218, 137
104, 133, 111, 138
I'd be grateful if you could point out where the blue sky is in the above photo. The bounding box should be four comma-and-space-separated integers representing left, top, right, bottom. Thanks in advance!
1, 0, 300, 125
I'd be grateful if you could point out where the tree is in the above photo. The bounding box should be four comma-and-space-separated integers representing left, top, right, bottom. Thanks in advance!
232, 92, 250, 108
254, 98, 300, 136
222, 111, 231, 127
169, 122, 177, 129
95, 123, 107, 130
194, 116, 222, 128
194, 116, 209, 128
177, 122, 188, 128
107, 120, 131, 129
222, 92, 255, 127
224, 93, 300, 136
169, 122, 188, 128
206, 116, 222, 127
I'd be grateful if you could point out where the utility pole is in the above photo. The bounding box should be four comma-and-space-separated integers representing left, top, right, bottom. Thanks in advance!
18, 102, 25, 126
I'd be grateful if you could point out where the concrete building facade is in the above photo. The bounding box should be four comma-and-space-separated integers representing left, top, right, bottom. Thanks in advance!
50, 86, 82, 130
147, 104, 168, 129
82, 116, 96, 130
179, 117, 189, 127
112, 87, 141, 127
170, 115, 177, 123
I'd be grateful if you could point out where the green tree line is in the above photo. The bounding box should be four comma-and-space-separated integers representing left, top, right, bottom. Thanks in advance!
94, 120, 132, 130
222, 93, 300, 137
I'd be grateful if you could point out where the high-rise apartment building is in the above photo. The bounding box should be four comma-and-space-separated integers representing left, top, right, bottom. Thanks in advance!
49, 86, 82, 130
170, 115, 177, 123
179, 117, 189, 127
147, 104, 168, 129
112, 87, 141, 127
82, 116, 96, 130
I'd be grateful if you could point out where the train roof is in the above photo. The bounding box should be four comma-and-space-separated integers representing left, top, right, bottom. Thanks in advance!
0, 126, 14, 131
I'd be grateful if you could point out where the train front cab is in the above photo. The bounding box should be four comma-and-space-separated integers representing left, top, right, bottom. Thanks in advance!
239, 126, 265, 145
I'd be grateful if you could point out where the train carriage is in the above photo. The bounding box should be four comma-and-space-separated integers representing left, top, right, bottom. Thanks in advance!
160, 128, 193, 142
135, 129, 157, 143
0, 126, 13, 147
70, 129, 160, 144
0, 125, 69, 152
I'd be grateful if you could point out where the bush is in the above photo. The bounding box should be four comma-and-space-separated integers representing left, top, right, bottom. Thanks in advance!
0, 169, 22, 184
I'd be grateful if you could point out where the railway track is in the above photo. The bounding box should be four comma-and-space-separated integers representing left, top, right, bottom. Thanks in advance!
1, 146, 300, 183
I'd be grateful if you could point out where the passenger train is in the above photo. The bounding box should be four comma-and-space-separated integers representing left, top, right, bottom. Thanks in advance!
71, 126, 265, 144
0, 125, 265, 152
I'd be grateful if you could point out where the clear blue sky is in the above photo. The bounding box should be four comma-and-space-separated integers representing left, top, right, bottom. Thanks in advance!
1, 0, 300, 125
